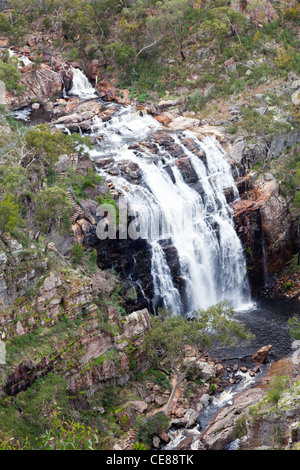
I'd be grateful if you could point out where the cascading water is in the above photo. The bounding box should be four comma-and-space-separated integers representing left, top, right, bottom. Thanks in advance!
86, 106, 252, 316
8, 48, 33, 67
69, 67, 97, 99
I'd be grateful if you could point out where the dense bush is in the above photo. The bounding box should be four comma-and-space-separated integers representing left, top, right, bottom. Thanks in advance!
134, 412, 170, 446
34, 187, 72, 234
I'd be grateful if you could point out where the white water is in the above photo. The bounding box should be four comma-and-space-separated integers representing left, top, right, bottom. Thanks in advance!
69, 67, 97, 99
164, 369, 257, 451
88, 106, 252, 315
12, 107, 32, 121
8, 48, 32, 67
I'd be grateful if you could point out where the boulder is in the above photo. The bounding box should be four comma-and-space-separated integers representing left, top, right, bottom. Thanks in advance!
132, 400, 148, 414
168, 116, 199, 131
184, 409, 199, 428
152, 436, 161, 448
122, 308, 151, 339
158, 430, 170, 443
200, 393, 211, 407
251, 345, 272, 364
176, 436, 194, 450
197, 361, 216, 381
200, 386, 266, 450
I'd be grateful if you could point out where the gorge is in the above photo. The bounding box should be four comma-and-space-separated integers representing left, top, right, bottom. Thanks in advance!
1, 4, 300, 449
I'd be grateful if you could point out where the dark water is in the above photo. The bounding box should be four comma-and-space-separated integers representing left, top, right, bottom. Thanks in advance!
212, 297, 300, 366
11, 105, 54, 126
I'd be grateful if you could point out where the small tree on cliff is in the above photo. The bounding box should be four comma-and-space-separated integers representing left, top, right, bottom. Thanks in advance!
142, 302, 254, 416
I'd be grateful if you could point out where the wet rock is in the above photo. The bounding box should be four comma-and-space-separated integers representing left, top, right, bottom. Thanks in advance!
184, 409, 199, 428
175, 158, 199, 185
158, 430, 170, 443
251, 345, 272, 364
176, 436, 194, 450
200, 386, 266, 450
224, 187, 236, 204
171, 410, 198, 429
200, 393, 211, 407
152, 133, 175, 148
232, 174, 297, 292
119, 161, 142, 184
86, 58, 107, 81
153, 436, 161, 448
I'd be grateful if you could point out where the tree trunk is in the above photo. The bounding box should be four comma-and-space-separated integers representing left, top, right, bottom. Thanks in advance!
180, 47, 186, 61
164, 373, 183, 416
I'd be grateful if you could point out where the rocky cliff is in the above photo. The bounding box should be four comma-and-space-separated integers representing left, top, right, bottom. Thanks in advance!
0, 234, 152, 398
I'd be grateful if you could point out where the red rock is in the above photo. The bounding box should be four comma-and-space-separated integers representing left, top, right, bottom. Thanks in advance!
251, 345, 272, 364
156, 114, 173, 125
251, 344, 272, 364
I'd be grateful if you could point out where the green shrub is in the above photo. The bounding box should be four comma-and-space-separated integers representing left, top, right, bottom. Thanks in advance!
266, 375, 290, 404
233, 414, 247, 439
0, 59, 24, 93
34, 187, 72, 234
134, 412, 170, 446
70, 242, 85, 265
0, 194, 20, 237
0, 13, 11, 33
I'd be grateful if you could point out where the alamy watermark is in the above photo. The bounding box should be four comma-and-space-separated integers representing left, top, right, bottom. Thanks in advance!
95, 198, 205, 241
0, 80, 5, 105
0, 339, 6, 365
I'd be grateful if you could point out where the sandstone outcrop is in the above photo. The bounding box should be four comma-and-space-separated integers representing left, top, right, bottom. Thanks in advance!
0, 236, 152, 397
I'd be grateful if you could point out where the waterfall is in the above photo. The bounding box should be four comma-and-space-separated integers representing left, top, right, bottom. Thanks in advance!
8, 48, 32, 67
69, 67, 97, 99
88, 107, 252, 316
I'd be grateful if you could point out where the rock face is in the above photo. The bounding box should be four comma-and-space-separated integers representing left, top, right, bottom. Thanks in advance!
0, 237, 152, 397
232, 172, 297, 291
51, 100, 104, 132
6, 63, 62, 110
